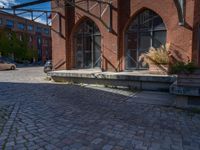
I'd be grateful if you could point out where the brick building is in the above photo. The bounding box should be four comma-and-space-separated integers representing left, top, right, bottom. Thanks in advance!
0, 11, 52, 63
51, 0, 200, 71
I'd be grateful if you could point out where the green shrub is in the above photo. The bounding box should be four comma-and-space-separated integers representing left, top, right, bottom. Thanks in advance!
171, 62, 197, 74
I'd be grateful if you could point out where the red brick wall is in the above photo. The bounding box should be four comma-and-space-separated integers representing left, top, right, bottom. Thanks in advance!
70, 0, 119, 71
51, 0, 68, 70
52, 0, 199, 71
127, 0, 194, 65
51, 0, 119, 71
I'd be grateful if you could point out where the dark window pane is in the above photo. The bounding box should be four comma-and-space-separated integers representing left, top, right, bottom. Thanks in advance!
44, 28, 49, 35
36, 27, 42, 32
126, 9, 166, 69
139, 11, 152, 29
75, 20, 101, 68
76, 36, 82, 45
0, 18, 2, 25
6, 20, 14, 28
153, 16, 165, 30
153, 31, 166, 48
94, 24, 100, 35
93, 35, 101, 67
18, 23, 25, 30
129, 18, 139, 31
85, 20, 93, 33
28, 25, 33, 31
139, 32, 151, 50
126, 49, 137, 68
127, 32, 138, 50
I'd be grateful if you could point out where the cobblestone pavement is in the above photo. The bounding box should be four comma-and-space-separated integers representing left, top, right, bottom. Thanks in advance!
0, 105, 14, 134
0, 67, 200, 150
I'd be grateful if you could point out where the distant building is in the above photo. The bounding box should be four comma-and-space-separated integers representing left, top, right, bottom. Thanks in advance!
0, 10, 51, 63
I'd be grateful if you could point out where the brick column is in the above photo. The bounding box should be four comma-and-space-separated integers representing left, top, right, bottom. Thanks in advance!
51, 0, 74, 70
192, 0, 200, 66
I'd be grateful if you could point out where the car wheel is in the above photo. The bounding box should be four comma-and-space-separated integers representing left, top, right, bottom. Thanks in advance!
11, 66, 15, 70
44, 68, 48, 73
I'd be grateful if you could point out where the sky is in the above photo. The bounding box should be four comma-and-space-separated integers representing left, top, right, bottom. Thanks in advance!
0, 0, 51, 24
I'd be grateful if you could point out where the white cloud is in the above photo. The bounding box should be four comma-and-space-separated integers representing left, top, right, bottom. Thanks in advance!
23, 16, 51, 26
24, 16, 48, 25
0, 0, 17, 7
35, 17, 48, 25
21, 13, 50, 25
0, 0, 51, 25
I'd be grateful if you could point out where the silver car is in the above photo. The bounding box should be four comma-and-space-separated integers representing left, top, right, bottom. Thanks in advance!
44, 60, 52, 73
0, 60, 16, 70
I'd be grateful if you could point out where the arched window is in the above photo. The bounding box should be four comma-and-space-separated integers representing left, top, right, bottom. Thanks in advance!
74, 19, 101, 69
125, 9, 166, 69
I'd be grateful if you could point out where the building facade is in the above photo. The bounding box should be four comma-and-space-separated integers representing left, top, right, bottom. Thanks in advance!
0, 11, 52, 63
51, 0, 200, 71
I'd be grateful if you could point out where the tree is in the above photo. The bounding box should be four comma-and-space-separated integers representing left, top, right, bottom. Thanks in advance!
0, 29, 12, 56
0, 28, 35, 62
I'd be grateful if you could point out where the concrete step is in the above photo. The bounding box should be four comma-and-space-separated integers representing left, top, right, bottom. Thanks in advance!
127, 91, 175, 106
49, 70, 176, 92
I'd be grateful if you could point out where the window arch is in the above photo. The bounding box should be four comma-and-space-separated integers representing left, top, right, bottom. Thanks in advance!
74, 19, 101, 69
125, 9, 166, 69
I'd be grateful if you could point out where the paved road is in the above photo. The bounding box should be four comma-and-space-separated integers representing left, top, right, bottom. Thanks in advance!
0, 67, 200, 150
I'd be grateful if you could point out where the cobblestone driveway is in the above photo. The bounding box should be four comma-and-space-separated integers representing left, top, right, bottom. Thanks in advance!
0, 67, 200, 150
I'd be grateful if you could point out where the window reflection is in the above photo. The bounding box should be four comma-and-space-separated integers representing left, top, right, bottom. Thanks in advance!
126, 10, 166, 69
75, 20, 101, 69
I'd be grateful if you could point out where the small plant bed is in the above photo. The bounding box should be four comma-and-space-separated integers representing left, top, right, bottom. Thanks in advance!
171, 62, 200, 86
171, 62, 198, 74
170, 62, 200, 108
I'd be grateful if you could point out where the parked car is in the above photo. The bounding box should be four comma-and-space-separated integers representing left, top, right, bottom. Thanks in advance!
44, 60, 52, 73
0, 56, 15, 63
0, 60, 16, 70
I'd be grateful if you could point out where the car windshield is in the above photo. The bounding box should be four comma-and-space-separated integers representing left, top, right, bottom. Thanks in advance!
0, 59, 12, 64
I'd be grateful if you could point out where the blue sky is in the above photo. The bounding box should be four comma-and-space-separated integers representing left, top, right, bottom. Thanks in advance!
0, 0, 50, 10
15, 0, 51, 10
0, 0, 51, 24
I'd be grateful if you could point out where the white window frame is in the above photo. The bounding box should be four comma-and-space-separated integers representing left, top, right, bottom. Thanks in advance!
19, 34, 23, 41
